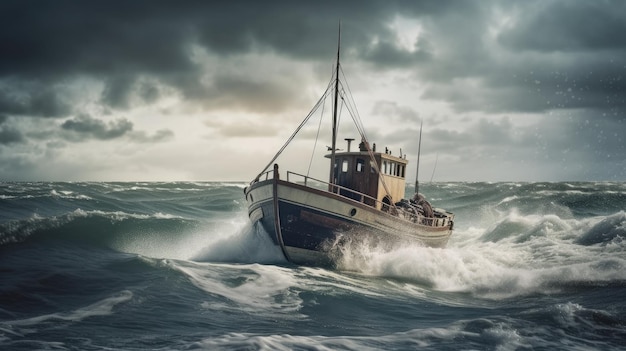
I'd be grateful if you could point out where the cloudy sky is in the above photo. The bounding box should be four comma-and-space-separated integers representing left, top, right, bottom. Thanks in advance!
1, 0, 624, 182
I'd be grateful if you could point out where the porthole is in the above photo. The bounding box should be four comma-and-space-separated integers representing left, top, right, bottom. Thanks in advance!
350, 208, 357, 216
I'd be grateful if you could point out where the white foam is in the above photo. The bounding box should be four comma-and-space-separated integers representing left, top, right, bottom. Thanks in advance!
49, 189, 93, 200
4, 290, 133, 331
296, 267, 387, 298
186, 323, 501, 351
497, 195, 518, 205
190, 220, 285, 264
69, 208, 182, 221
171, 258, 409, 319
333, 209, 626, 299
173, 261, 305, 317
110, 211, 287, 262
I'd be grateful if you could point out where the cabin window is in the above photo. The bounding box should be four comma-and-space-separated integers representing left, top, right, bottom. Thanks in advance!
342, 159, 349, 173
356, 159, 365, 172
370, 161, 376, 173
383, 161, 388, 174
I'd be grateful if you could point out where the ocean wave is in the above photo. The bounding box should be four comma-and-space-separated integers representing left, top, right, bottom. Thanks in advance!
547, 302, 625, 331
1, 290, 133, 335
112, 214, 255, 261
576, 211, 626, 246
190, 221, 284, 264
428, 182, 626, 224
49, 189, 93, 200
172, 261, 306, 318
479, 210, 574, 243
0, 209, 191, 247
331, 210, 626, 299
170, 260, 393, 321
100, 181, 246, 194
187, 304, 625, 351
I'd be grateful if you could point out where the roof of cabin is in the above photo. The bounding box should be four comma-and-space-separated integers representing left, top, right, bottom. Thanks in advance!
325, 151, 409, 164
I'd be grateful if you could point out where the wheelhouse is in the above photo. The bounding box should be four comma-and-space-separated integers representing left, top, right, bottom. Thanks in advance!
327, 139, 408, 210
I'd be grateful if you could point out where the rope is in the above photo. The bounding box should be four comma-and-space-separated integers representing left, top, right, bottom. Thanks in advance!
253, 77, 335, 182
253, 60, 400, 213
307, 91, 327, 177
337, 68, 398, 211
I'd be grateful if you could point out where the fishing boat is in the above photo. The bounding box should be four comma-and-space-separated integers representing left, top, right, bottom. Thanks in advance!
243, 30, 454, 267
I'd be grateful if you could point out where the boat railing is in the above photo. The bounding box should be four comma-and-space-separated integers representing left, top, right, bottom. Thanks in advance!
254, 169, 275, 183
286, 170, 380, 204
251, 168, 450, 228
286, 171, 451, 228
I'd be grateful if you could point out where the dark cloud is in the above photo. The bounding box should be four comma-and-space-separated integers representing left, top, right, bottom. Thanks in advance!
0, 81, 73, 117
0, 0, 624, 181
100, 76, 138, 110
61, 114, 133, 141
362, 40, 432, 67
498, 1, 626, 52
1, 1, 196, 117
397, 0, 626, 115
2, 0, 622, 117
414, 113, 626, 181
0, 126, 24, 145
0, 0, 455, 116
100, 76, 165, 110
59, 113, 174, 144
0, 1, 194, 79
0, 115, 25, 145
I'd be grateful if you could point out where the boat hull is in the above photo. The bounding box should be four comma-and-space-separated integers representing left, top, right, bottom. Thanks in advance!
245, 178, 452, 267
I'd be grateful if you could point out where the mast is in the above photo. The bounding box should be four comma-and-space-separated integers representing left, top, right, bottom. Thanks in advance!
415, 120, 423, 194
329, 23, 341, 187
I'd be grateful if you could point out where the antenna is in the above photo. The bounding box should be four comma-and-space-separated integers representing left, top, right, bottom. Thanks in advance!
415, 120, 423, 194
430, 153, 438, 183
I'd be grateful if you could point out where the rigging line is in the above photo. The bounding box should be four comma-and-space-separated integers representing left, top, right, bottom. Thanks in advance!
337, 84, 363, 138
307, 61, 338, 177
340, 95, 364, 140
337, 90, 345, 130
253, 80, 335, 182
307, 91, 327, 177
430, 153, 438, 183
339, 89, 399, 212
337, 80, 399, 209
336, 61, 396, 209
338, 66, 366, 135
415, 120, 423, 194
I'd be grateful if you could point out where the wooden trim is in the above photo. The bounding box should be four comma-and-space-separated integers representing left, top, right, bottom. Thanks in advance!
272, 164, 291, 261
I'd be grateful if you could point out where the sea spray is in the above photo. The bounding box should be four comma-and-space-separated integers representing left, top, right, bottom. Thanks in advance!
1, 181, 625, 350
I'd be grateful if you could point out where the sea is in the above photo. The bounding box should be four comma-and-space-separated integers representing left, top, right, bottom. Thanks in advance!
1, 181, 625, 350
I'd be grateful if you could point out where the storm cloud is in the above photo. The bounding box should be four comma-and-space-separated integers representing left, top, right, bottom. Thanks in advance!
61, 114, 133, 141
0, 0, 624, 181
